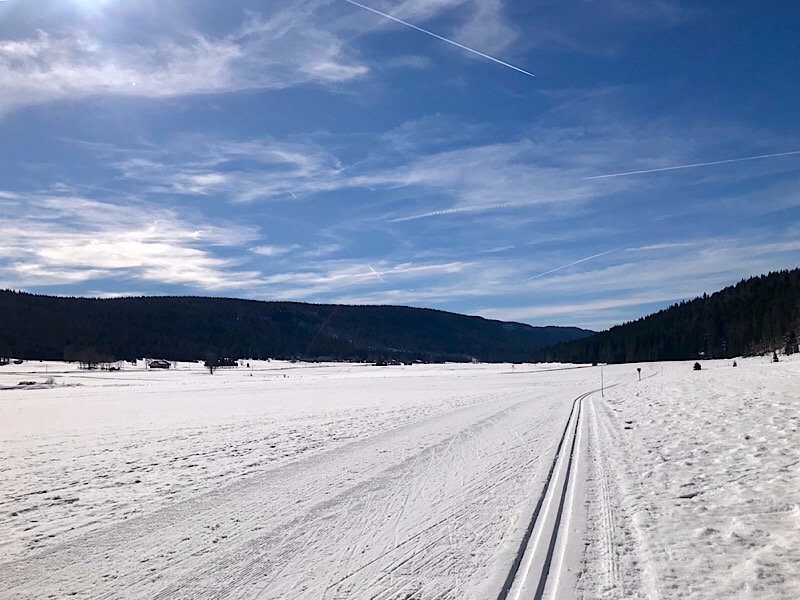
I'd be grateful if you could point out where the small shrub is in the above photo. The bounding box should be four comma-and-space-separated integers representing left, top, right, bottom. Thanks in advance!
693, 362, 702, 371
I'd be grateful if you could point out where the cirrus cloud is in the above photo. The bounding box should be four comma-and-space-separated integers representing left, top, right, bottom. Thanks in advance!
0, 7, 369, 116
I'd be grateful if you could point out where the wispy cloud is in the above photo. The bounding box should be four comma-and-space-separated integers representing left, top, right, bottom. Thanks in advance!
0, 194, 261, 290
0, 7, 368, 116
111, 134, 605, 231
0, 0, 534, 117
255, 259, 473, 301
479, 230, 800, 329
92, 112, 797, 234
251, 244, 300, 258
114, 138, 348, 202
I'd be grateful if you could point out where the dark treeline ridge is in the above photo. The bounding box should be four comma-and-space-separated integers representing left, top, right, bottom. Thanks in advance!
534, 269, 800, 364
0, 292, 592, 363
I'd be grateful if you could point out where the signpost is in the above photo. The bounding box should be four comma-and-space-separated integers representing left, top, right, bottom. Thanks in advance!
601, 363, 604, 397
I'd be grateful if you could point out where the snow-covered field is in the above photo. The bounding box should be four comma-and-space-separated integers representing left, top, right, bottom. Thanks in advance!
0, 357, 797, 598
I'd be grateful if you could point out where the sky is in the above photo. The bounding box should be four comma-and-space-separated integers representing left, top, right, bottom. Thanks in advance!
1, 0, 799, 330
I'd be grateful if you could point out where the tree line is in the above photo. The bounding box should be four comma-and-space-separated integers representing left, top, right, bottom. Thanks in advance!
0, 293, 591, 364
533, 268, 800, 364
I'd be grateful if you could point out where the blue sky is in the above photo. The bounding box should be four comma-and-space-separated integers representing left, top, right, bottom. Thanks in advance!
1, 0, 799, 330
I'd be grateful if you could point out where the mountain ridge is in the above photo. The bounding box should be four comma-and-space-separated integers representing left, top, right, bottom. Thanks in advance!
0, 291, 593, 363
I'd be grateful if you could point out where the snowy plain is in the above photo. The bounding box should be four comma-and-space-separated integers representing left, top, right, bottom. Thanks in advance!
0, 356, 798, 598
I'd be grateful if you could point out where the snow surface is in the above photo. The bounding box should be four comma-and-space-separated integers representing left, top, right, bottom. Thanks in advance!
579, 356, 800, 599
0, 357, 798, 598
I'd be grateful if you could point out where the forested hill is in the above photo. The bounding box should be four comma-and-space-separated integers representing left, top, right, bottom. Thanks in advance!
0, 292, 592, 363
534, 269, 800, 364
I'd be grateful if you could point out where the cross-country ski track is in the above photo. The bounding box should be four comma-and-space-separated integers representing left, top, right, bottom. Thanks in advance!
499, 389, 594, 600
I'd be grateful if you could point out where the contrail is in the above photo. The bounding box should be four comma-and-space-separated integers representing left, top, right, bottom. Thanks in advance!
367, 264, 386, 282
345, 0, 535, 78
391, 195, 596, 223
584, 150, 800, 180
524, 246, 626, 282
391, 201, 530, 223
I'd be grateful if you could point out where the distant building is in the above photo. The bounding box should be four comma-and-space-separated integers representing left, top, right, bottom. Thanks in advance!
148, 359, 171, 369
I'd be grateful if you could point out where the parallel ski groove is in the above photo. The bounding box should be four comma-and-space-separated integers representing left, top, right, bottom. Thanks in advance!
497, 388, 597, 600
534, 400, 582, 599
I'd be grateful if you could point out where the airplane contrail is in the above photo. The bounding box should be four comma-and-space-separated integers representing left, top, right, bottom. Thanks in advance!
524, 246, 627, 282
584, 150, 800, 180
391, 201, 532, 223
344, 0, 535, 78
367, 264, 386, 282
390, 195, 596, 223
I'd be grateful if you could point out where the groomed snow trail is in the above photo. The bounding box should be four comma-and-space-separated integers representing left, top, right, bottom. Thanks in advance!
498, 389, 591, 600
0, 362, 600, 600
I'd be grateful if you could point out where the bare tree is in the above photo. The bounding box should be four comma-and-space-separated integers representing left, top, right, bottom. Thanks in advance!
204, 351, 218, 374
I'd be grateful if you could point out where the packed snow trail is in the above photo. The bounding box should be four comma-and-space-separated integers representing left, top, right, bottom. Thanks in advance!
498, 390, 587, 599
